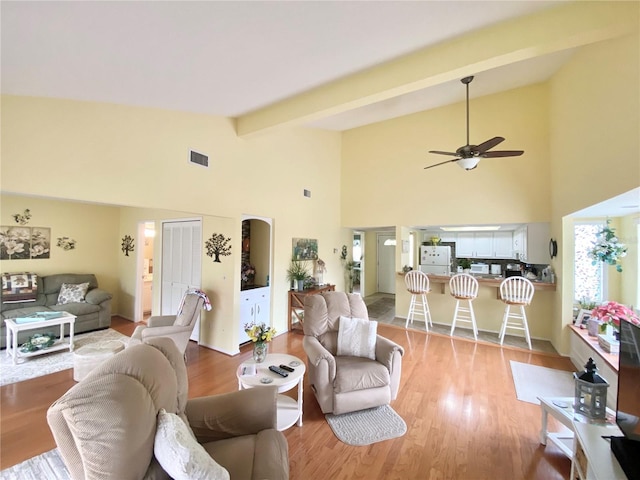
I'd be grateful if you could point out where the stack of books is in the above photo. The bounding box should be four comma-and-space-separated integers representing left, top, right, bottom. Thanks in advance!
597, 333, 620, 354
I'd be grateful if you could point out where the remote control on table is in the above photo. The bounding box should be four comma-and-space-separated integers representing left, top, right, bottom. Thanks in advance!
279, 364, 295, 372
269, 365, 289, 377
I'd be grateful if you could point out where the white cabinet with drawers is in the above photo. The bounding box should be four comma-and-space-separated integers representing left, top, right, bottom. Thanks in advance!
239, 287, 270, 344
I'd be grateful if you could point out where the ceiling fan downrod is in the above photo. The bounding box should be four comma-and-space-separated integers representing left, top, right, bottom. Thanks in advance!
462, 76, 473, 148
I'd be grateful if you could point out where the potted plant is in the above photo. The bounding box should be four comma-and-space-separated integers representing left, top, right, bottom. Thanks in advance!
286, 259, 310, 291
458, 258, 472, 273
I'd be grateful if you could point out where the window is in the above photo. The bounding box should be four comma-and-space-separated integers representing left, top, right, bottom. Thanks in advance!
574, 222, 605, 303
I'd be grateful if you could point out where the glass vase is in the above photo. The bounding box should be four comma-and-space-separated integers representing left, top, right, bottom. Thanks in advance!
252, 342, 268, 363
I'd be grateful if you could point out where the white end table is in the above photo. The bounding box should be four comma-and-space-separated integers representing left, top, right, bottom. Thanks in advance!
237, 353, 305, 431
5, 312, 77, 365
538, 396, 616, 458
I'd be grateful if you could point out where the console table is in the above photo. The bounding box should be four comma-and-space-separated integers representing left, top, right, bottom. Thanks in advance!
288, 284, 335, 332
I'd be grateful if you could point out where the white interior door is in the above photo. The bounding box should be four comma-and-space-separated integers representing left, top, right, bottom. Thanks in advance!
161, 220, 202, 342
377, 234, 396, 294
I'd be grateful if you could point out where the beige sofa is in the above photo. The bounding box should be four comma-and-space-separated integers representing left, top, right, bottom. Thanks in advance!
47, 337, 289, 479
303, 291, 404, 415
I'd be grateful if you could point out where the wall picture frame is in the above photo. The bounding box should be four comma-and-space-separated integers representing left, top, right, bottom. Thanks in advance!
0, 226, 51, 260
292, 238, 318, 260
576, 309, 592, 327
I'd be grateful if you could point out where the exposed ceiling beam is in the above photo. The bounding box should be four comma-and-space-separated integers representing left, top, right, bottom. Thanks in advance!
235, 2, 638, 137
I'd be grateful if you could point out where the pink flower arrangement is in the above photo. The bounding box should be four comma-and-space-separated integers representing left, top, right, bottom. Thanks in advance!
591, 301, 639, 330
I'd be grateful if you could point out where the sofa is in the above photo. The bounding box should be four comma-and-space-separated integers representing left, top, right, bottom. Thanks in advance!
47, 337, 289, 480
1, 273, 112, 349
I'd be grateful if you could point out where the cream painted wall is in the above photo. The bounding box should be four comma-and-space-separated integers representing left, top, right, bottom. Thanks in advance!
341, 83, 551, 228
550, 32, 640, 355
619, 214, 639, 309
1, 96, 344, 355
0, 194, 121, 305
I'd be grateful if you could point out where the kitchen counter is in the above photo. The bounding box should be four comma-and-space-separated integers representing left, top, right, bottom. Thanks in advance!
395, 271, 555, 341
397, 272, 556, 295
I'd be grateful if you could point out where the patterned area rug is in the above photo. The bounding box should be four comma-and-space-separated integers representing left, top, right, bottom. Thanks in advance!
325, 405, 407, 446
0, 449, 69, 480
510, 360, 574, 405
366, 297, 395, 319
0, 328, 128, 386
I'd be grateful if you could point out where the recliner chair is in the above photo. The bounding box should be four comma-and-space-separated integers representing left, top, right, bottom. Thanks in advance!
130, 291, 206, 354
47, 337, 289, 480
302, 291, 404, 415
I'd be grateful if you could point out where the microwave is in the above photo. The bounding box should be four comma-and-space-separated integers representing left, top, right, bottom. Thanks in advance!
470, 263, 489, 274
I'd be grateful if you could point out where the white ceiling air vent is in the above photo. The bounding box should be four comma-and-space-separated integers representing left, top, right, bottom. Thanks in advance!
189, 150, 209, 167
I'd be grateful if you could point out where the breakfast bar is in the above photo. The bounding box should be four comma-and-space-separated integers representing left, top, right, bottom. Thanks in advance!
396, 272, 556, 341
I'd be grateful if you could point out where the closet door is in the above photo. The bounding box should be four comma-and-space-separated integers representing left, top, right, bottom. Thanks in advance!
161, 220, 202, 342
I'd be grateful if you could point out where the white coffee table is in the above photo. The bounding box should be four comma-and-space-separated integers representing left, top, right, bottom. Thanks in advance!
538, 396, 616, 458
4, 312, 77, 365
237, 353, 305, 431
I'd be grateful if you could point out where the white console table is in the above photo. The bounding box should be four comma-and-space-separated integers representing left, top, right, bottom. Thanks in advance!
570, 422, 626, 480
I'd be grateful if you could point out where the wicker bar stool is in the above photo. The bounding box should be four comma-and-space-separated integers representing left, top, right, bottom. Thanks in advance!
498, 277, 535, 350
404, 270, 432, 331
449, 273, 479, 340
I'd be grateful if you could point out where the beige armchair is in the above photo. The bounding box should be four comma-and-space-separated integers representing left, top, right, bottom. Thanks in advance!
302, 291, 404, 415
47, 337, 289, 480
130, 292, 205, 354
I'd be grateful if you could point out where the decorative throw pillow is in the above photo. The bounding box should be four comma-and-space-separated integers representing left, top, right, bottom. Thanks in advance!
337, 316, 377, 360
57, 282, 89, 305
154, 409, 230, 480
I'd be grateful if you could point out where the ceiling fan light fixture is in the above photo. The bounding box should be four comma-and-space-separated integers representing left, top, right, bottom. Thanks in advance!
457, 157, 480, 170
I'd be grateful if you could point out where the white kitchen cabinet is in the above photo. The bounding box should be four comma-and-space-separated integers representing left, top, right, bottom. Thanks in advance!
493, 231, 514, 258
239, 287, 270, 344
455, 233, 495, 258
456, 233, 475, 257
474, 234, 493, 257
514, 223, 550, 263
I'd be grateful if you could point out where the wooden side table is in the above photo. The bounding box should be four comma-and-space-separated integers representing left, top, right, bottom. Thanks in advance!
288, 284, 335, 332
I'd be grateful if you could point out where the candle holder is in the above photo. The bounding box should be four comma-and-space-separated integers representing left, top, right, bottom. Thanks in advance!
573, 357, 609, 419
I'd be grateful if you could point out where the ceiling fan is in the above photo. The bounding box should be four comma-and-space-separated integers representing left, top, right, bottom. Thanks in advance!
424, 76, 524, 171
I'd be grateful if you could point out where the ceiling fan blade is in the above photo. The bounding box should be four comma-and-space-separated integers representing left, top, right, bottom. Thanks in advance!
424, 158, 459, 169
475, 136, 505, 154
428, 150, 459, 157
481, 150, 524, 158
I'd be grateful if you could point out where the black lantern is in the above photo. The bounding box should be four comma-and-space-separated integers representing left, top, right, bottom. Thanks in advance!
573, 357, 609, 419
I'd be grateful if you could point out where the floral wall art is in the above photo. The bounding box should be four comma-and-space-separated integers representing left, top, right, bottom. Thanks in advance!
0, 226, 51, 260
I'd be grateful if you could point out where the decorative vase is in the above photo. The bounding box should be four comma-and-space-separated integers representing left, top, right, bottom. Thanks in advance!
587, 318, 600, 337
252, 342, 267, 363
297, 279, 305, 291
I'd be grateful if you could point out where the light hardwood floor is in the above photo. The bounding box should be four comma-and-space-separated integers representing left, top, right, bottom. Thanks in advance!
1, 316, 574, 479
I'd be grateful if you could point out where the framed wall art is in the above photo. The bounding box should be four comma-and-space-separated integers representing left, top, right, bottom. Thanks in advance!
0, 226, 51, 260
292, 238, 318, 260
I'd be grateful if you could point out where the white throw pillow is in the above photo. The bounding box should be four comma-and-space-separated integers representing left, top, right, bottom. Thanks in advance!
154, 409, 230, 480
57, 282, 89, 305
337, 316, 377, 360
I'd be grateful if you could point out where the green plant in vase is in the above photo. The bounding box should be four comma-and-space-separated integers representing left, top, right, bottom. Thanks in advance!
286, 259, 310, 291
458, 258, 472, 271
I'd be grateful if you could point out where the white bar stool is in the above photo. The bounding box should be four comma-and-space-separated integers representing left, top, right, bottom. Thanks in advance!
498, 277, 535, 350
449, 273, 479, 340
404, 270, 432, 331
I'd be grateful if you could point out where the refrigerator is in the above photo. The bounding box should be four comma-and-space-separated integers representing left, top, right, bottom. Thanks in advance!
419, 245, 451, 275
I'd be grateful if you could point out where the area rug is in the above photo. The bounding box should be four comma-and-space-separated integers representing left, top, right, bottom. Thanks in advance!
0, 328, 129, 387
366, 297, 395, 319
325, 404, 407, 446
0, 448, 69, 480
510, 360, 574, 405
